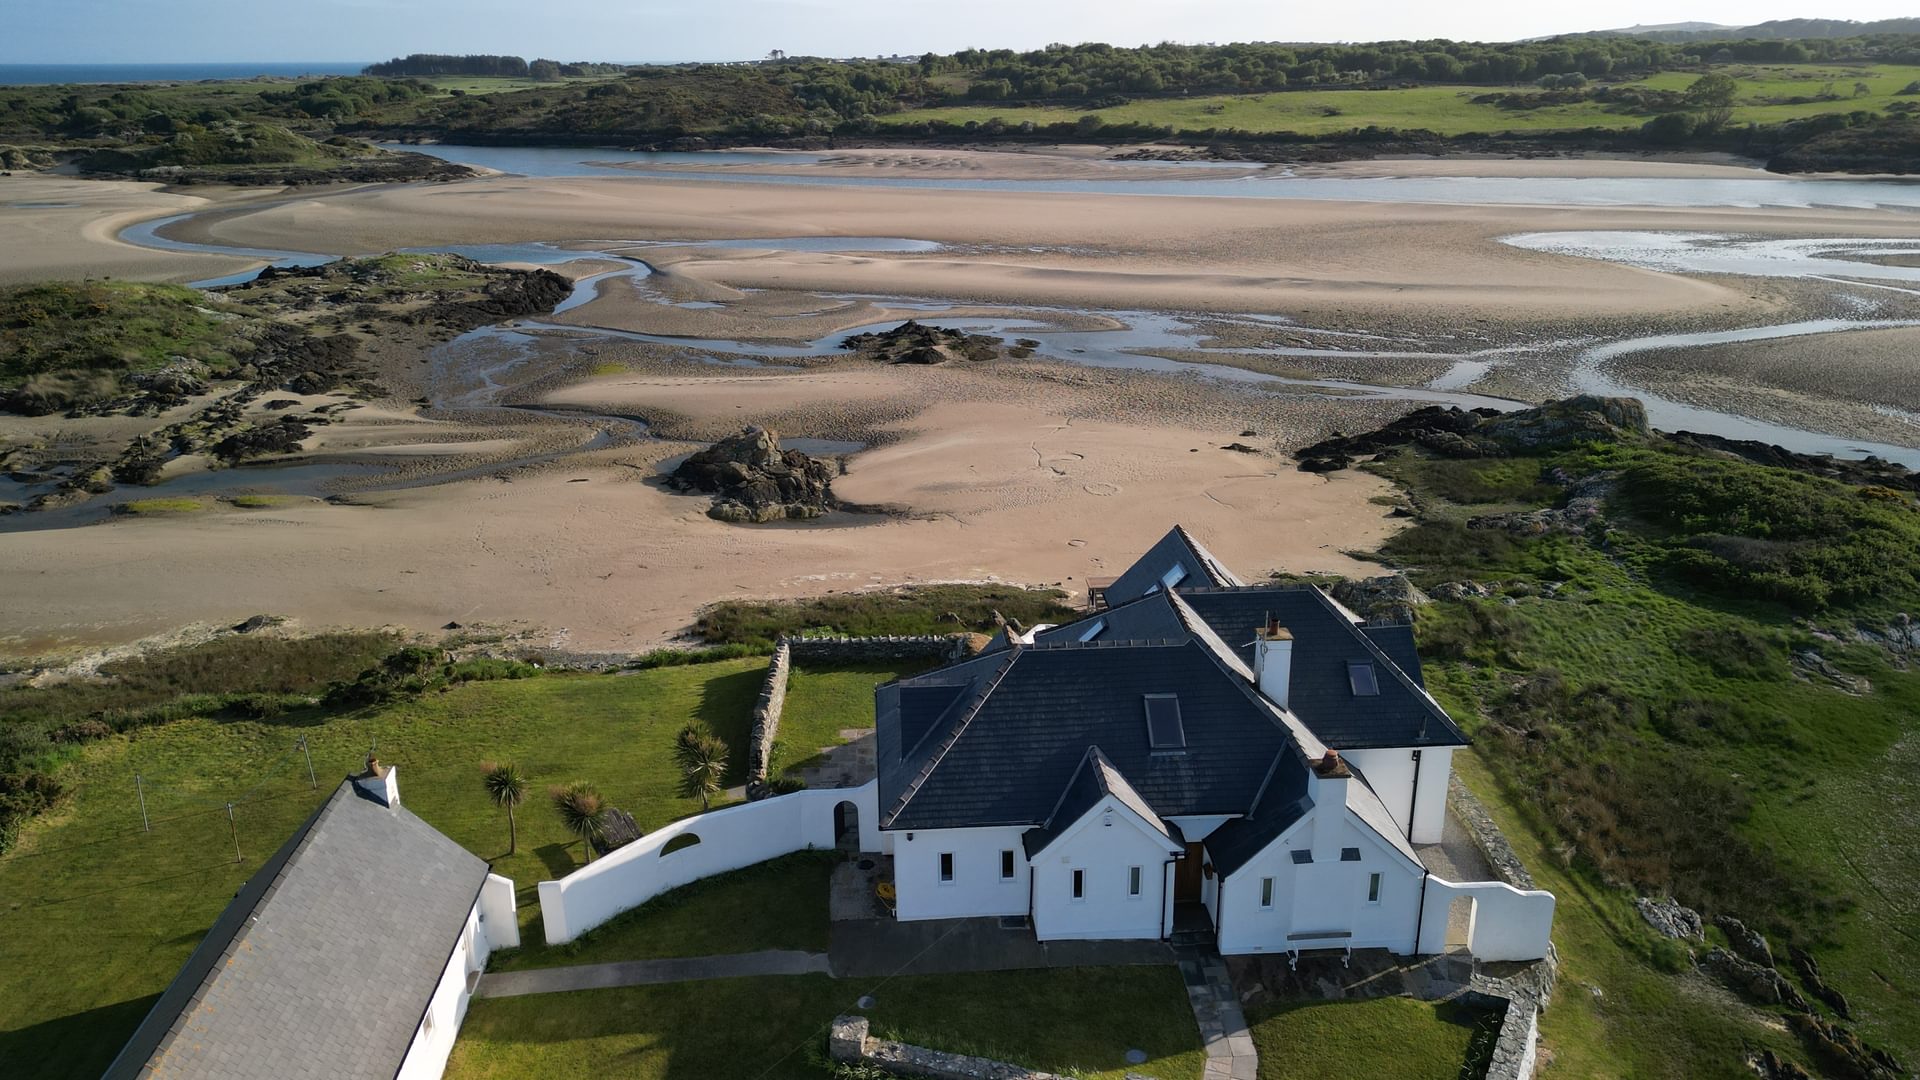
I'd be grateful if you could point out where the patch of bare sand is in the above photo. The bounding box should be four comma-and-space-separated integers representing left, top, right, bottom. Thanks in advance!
0, 175, 274, 285
164, 175, 1920, 326
1288, 156, 1769, 180
606, 146, 1270, 181
0, 369, 1396, 659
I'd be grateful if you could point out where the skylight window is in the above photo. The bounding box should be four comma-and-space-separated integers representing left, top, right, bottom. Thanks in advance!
1144, 694, 1186, 749
1348, 662, 1380, 696
1078, 619, 1107, 643
1160, 563, 1190, 589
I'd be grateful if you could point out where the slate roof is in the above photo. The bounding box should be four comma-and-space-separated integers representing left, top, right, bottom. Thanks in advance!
1023, 746, 1187, 859
1205, 751, 1313, 876
1104, 525, 1245, 605
105, 779, 491, 1080
878, 639, 1293, 831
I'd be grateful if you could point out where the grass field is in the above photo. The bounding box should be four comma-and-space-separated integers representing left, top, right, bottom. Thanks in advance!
0, 661, 767, 1079
1249, 997, 1493, 1079
489, 851, 836, 972
425, 74, 623, 96
773, 660, 933, 778
879, 63, 1920, 138
445, 966, 1206, 1080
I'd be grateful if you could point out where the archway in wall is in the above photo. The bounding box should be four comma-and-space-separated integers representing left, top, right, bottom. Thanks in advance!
833, 800, 860, 852
1445, 895, 1477, 952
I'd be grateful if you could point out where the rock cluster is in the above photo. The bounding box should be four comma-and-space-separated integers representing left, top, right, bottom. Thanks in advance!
1633, 896, 1704, 941
1703, 946, 1807, 1011
667, 425, 835, 523
1330, 574, 1429, 625
1295, 395, 1650, 472
840, 320, 1003, 365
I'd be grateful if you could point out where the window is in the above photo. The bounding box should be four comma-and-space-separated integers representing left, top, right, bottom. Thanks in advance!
1144, 694, 1186, 749
938, 852, 954, 884
1129, 865, 1143, 897
1161, 563, 1190, 589
1260, 877, 1275, 909
1077, 619, 1106, 643
1367, 873, 1383, 903
1348, 661, 1380, 696
1071, 868, 1086, 900
1340, 847, 1361, 862
1000, 850, 1016, 881
1290, 849, 1313, 865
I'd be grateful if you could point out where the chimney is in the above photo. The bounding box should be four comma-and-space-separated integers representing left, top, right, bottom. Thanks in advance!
352, 754, 400, 807
1254, 619, 1293, 708
1311, 749, 1350, 814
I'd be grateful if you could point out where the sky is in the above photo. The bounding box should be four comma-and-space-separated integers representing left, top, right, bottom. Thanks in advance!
6, 0, 1919, 64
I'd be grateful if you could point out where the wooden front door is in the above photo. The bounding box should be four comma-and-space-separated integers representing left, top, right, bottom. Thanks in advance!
1174, 842, 1205, 901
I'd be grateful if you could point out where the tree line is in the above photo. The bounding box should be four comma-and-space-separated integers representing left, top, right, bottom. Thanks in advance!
362, 53, 626, 80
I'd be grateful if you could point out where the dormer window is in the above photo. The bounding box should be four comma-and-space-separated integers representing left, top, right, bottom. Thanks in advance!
1347, 662, 1379, 696
1144, 694, 1186, 749
1078, 619, 1106, 643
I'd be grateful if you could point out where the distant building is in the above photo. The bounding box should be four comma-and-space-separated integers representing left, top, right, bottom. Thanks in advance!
104, 760, 518, 1080
875, 526, 1555, 963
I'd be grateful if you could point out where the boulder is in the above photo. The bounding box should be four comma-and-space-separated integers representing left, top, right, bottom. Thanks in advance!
1480, 395, 1649, 450
1634, 896, 1704, 941
841, 320, 1003, 365
1331, 575, 1429, 625
667, 425, 835, 524
1703, 947, 1806, 1011
1716, 915, 1774, 969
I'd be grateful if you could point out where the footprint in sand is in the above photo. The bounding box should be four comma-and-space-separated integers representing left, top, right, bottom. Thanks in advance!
1083, 482, 1121, 497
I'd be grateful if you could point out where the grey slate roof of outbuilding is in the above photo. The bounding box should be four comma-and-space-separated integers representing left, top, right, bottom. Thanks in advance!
104, 778, 491, 1080
1022, 746, 1187, 859
877, 639, 1294, 831
1103, 525, 1245, 606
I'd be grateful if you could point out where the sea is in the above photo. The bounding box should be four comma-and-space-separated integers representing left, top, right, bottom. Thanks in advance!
0, 62, 368, 85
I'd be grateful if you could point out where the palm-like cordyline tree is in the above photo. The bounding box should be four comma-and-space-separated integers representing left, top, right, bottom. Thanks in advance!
674, 724, 730, 811
480, 761, 529, 856
550, 780, 608, 863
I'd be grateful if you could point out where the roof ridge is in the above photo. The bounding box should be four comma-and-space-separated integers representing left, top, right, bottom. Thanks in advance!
1166, 589, 1254, 682
883, 647, 1023, 828
1038, 745, 1102, 830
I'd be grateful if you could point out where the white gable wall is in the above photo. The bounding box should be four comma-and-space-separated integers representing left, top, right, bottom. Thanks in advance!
1343, 746, 1454, 845
395, 872, 516, 1080
1215, 793, 1424, 956
893, 826, 1031, 921
1030, 795, 1180, 941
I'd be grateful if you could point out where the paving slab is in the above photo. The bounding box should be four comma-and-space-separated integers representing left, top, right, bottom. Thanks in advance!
476, 950, 830, 998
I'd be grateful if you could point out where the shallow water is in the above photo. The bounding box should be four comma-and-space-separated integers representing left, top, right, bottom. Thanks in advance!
390, 143, 1920, 211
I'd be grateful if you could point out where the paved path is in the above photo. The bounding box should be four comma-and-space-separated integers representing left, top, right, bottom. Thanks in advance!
476, 950, 831, 998
1177, 947, 1258, 1080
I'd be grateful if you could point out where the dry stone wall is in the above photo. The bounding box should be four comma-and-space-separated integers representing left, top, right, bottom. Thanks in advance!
829, 1016, 1154, 1080
746, 635, 971, 795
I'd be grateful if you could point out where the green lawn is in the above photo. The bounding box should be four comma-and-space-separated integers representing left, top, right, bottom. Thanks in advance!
774, 661, 933, 777
489, 851, 836, 972
425, 74, 623, 96
880, 63, 1920, 138
0, 661, 766, 1080
446, 966, 1203, 1080
1249, 997, 1493, 1080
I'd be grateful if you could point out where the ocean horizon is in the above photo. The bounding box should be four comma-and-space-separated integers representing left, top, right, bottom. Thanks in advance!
0, 62, 369, 85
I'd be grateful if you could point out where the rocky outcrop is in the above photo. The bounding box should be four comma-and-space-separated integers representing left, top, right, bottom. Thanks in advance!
1703, 947, 1806, 1011
1788, 1012, 1905, 1080
667, 425, 835, 523
1330, 574, 1428, 625
841, 320, 1003, 365
1790, 946, 1853, 1020
1634, 896, 1704, 941
1665, 430, 1920, 492
1294, 396, 1650, 471
1716, 916, 1773, 968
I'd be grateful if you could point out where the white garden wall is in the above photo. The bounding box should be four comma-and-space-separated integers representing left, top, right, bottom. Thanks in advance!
1417, 879, 1556, 961
537, 782, 880, 944
893, 825, 1032, 921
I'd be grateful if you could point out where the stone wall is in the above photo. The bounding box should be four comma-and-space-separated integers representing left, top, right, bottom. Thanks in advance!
1448, 773, 1557, 1080
746, 635, 971, 794
830, 1016, 1100, 1080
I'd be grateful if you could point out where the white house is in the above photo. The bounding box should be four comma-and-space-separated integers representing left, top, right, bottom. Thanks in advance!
104, 759, 518, 1080
875, 526, 1554, 963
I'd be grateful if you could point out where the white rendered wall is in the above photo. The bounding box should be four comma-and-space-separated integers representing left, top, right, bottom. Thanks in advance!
478, 872, 519, 949
1215, 797, 1425, 956
893, 825, 1031, 921
395, 897, 493, 1080
1165, 814, 1234, 842
538, 782, 880, 944
1417, 878, 1556, 961
1343, 746, 1455, 845
1030, 796, 1179, 941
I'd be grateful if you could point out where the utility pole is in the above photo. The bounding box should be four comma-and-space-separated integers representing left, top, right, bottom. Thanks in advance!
135, 774, 150, 832
298, 736, 316, 789
226, 803, 240, 862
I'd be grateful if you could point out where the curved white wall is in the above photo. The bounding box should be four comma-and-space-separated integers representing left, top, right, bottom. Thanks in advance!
537, 782, 880, 944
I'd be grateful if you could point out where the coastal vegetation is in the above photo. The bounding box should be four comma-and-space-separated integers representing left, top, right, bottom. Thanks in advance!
1310, 403, 1920, 1074
693, 584, 1076, 647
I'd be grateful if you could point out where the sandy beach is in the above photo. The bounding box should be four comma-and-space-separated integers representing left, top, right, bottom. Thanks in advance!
0, 175, 281, 285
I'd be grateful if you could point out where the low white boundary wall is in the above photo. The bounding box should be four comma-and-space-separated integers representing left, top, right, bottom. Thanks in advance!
1417, 877, 1556, 961
538, 781, 881, 944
